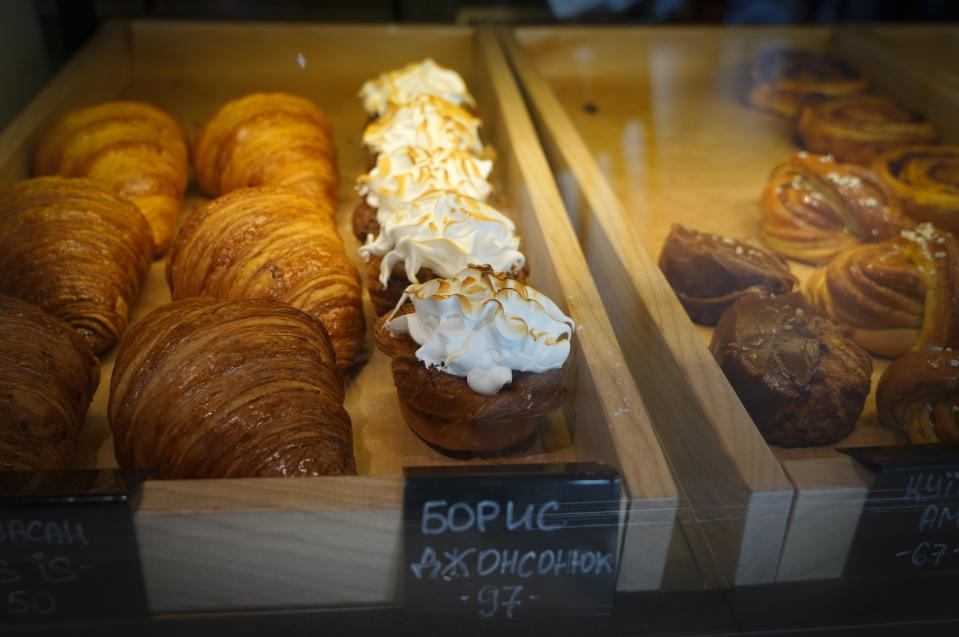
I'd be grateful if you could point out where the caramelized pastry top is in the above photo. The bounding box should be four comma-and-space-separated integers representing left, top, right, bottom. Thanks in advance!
385, 266, 573, 395
746, 49, 868, 117
362, 95, 483, 157
877, 346, 959, 444
659, 224, 798, 325
359, 58, 475, 118
872, 146, 959, 233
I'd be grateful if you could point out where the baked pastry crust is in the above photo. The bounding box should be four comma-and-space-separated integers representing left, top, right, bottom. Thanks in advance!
710, 291, 871, 447
877, 347, 959, 444
759, 153, 901, 264
167, 186, 364, 369
193, 92, 338, 205
804, 224, 959, 358
108, 297, 355, 478
0, 177, 153, 353
0, 295, 100, 471
746, 49, 868, 117
33, 100, 189, 257
659, 224, 798, 325
796, 94, 937, 166
872, 146, 959, 234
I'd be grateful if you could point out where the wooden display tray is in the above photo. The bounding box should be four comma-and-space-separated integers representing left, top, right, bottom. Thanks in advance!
0, 21, 680, 612
504, 25, 958, 586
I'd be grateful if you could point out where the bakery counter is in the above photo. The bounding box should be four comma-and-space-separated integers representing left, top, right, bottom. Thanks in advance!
0, 20, 683, 616
504, 24, 959, 587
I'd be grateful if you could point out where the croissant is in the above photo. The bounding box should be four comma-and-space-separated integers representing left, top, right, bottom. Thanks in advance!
872, 146, 959, 234
193, 92, 338, 206
796, 95, 937, 166
0, 177, 153, 353
877, 348, 959, 444
33, 100, 189, 256
167, 186, 364, 369
746, 49, 868, 117
108, 297, 355, 478
760, 152, 902, 264
0, 295, 100, 471
805, 223, 959, 358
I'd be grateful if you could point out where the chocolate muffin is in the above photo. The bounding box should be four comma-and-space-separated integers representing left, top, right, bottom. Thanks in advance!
709, 291, 871, 447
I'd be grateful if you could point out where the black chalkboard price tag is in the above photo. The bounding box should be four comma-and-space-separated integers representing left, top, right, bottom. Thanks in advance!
0, 469, 148, 626
403, 462, 621, 624
840, 444, 959, 579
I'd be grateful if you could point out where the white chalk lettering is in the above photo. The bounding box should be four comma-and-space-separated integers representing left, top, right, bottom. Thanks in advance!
422, 500, 448, 535
477, 549, 500, 576
0, 560, 20, 585
505, 502, 533, 531
447, 503, 476, 533
918, 504, 959, 532
0, 520, 89, 546
476, 500, 500, 532
518, 551, 536, 578
535, 501, 565, 532
440, 548, 473, 579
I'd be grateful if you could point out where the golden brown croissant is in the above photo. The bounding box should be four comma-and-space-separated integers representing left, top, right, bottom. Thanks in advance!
192, 92, 338, 205
0, 177, 154, 353
872, 146, 959, 234
796, 95, 937, 166
746, 49, 868, 117
0, 295, 100, 471
760, 152, 902, 264
33, 100, 189, 256
167, 186, 364, 369
108, 297, 355, 478
805, 224, 959, 358
877, 347, 959, 444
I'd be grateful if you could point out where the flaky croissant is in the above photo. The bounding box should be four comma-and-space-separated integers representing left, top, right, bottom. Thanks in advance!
0, 295, 100, 471
872, 146, 959, 234
877, 347, 959, 444
0, 177, 153, 353
33, 100, 189, 256
108, 297, 355, 478
193, 92, 338, 206
805, 223, 959, 358
167, 186, 364, 369
760, 152, 901, 264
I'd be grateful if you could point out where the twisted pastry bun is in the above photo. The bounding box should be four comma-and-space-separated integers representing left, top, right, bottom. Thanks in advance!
109, 297, 355, 478
0, 295, 100, 471
872, 146, 959, 234
659, 224, 798, 325
167, 187, 364, 369
760, 152, 902, 264
796, 95, 937, 166
33, 100, 188, 257
193, 92, 338, 206
0, 177, 153, 353
805, 223, 959, 358
877, 347, 959, 444
746, 49, 868, 117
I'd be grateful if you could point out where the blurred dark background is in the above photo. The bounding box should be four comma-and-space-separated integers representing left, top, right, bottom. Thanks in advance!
2, 0, 957, 128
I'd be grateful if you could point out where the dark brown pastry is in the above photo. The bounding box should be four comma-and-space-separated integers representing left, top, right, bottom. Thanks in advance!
746, 49, 868, 117
796, 94, 937, 166
108, 297, 355, 478
352, 198, 380, 241
877, 347, 959, 444
0, 295, 100, 471
0, 176, 153, 353
760, 152, 902, 264
872, 146, 959, 234
710, 291, 871, 447
659, 224, 798, 325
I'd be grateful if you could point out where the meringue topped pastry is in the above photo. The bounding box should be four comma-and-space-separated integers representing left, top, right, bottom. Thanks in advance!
386, 266, 573, 396
362, 95, 483, 157
359, 58, 476, 119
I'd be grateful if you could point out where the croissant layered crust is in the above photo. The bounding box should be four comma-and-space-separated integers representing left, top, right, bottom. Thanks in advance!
167, 186, 364, 369
746, 49, 868, 117
193, 92, 338, 205
33, 100, 189, 256
877, 348, 959, 444
759, 153, 902, 264
108, 297, 355, 478
0, 295, 100, 471
796, 95, 938, 166
872, 146, 959, 234
0, 177, 153, 353
804, 224, 959, 358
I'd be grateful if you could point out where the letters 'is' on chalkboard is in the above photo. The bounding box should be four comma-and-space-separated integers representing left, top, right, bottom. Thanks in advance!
840, 444, 959, 579
403, 462, 621, 623
0, 469, 148, 624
